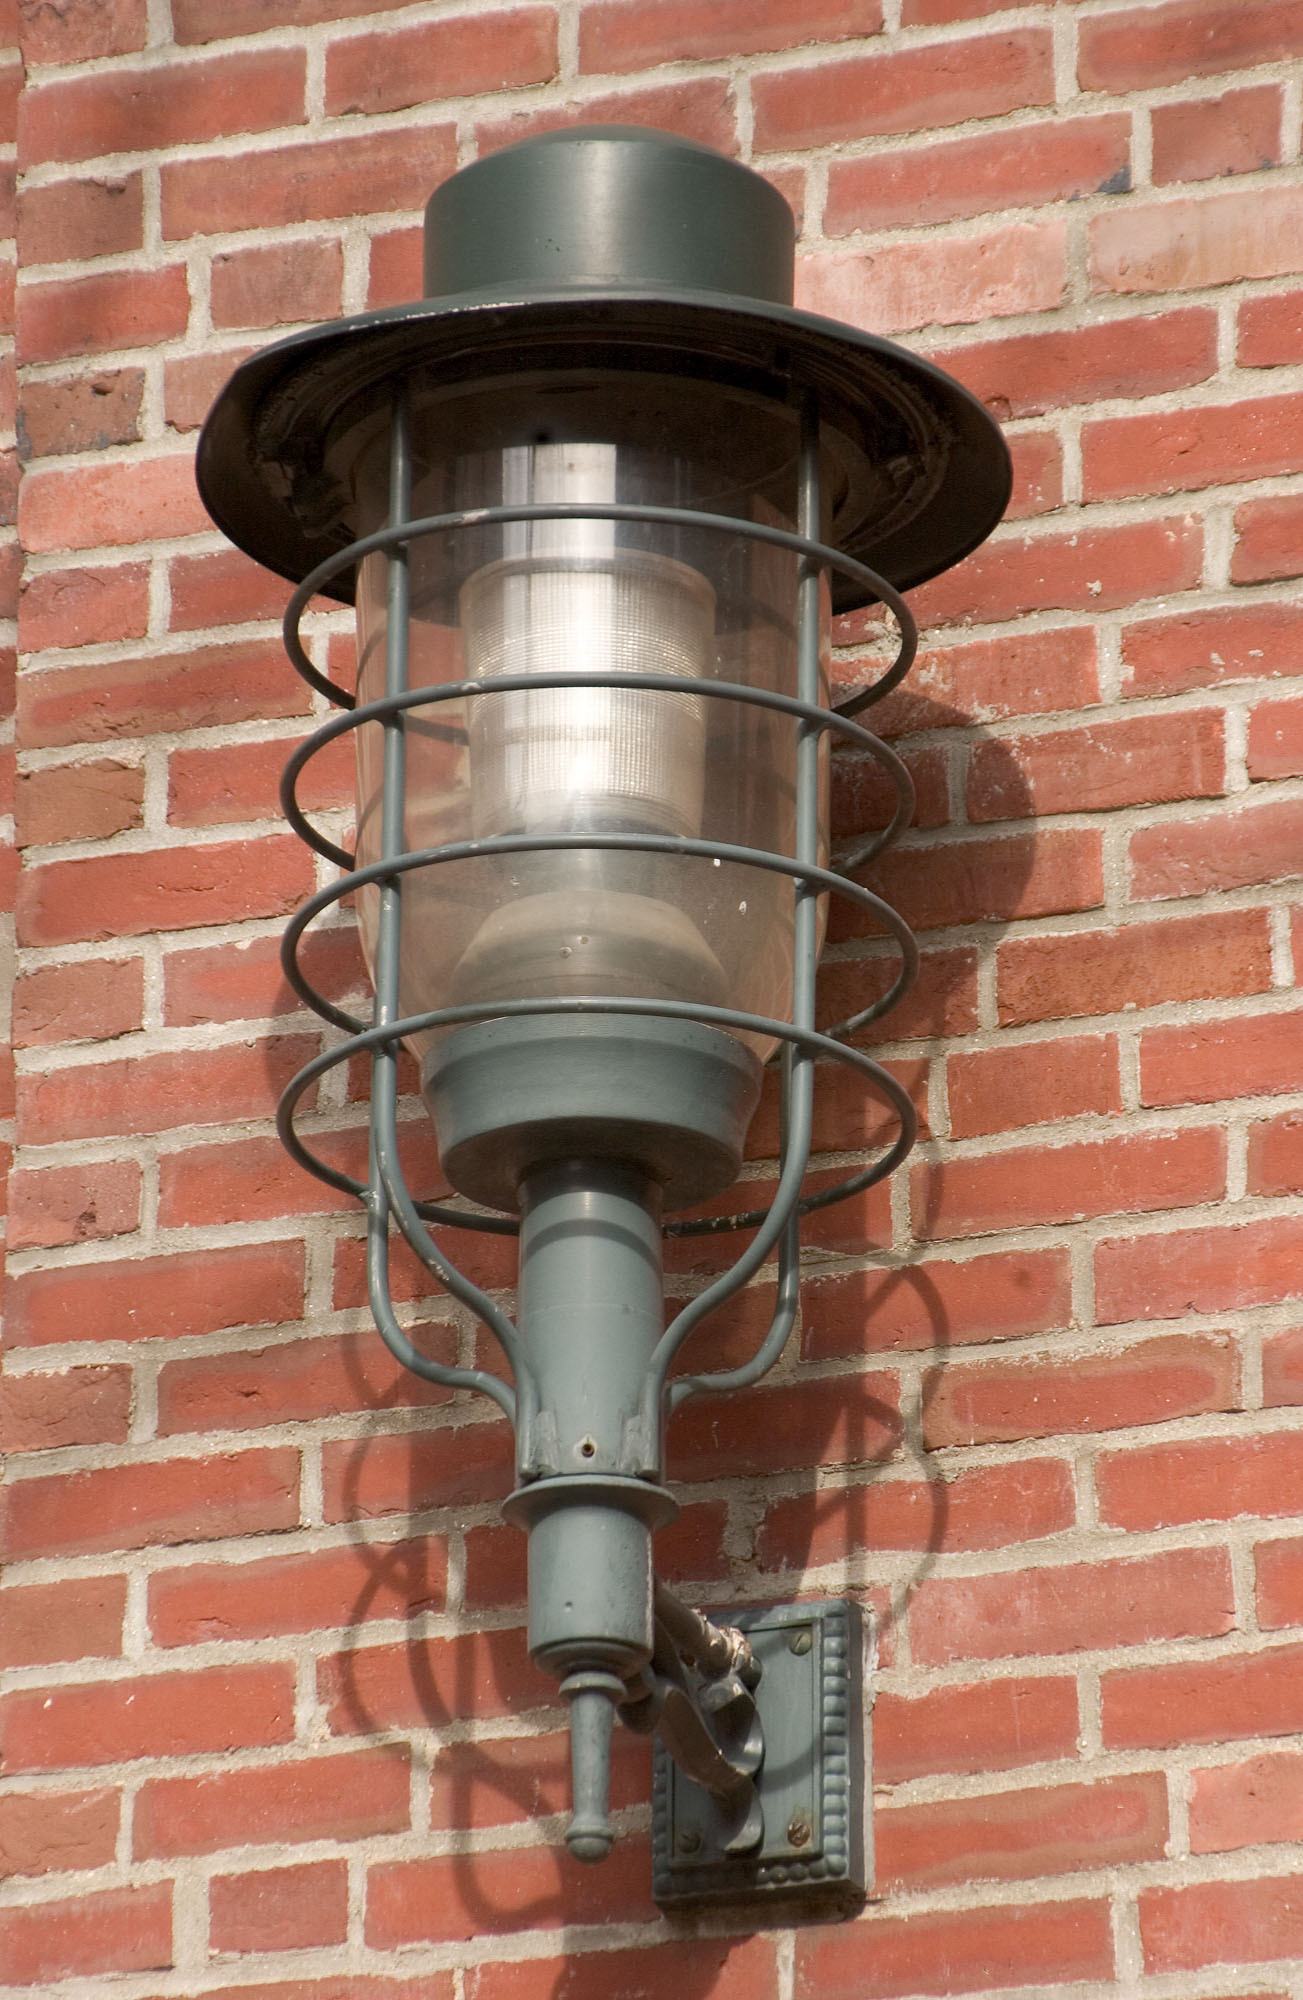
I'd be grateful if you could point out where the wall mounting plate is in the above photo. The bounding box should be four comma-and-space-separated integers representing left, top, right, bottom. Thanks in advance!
651, 1598, 868, 1909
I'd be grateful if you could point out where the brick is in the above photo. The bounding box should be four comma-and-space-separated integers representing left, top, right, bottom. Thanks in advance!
211, 1859, 348, 1954
1085, 393, 1303, 502
158, 1329, 451, 1436
875, 1674, 1078, 1784
366, 1840, 655, 1946
19, 562, 149, 652
136, 1748, 410, 1859
18, 264, 190, 365
1152, 84, 1284, 185
321, 1419, 513, 1524
6, 1238, 305, 1348
826, 115, 1129, 234
925, 1332, 1238, 1449
947, 1035, 1121, 1138
1239, 288, 1303, 368
16, 758, 144, 845
934, 308, 1217, 425
1250, 1109, 1303, 1195
907, 515, 1202, 630
327, 10, 557, 116
1080, 0, 1303, 91
164, 344, 257, 433
475, 77, 737, 158
169, 731, 353, 827
1130, 797, 1303, 901
754, 29, 1052, 150
582, 0, 876, 69
1, 1662, 295, 1770
1234, 495, 1303, 587
163, 927, 366, 1028
7, 1159, 141, 1249
20, 367, 144, 456
1098, 1215, 1303, 1325
158, 1127, 372, 1229
0, 1787, 119, 1880
1005, 427, 1062, 517
998, 908, 1273, 1026
18, 0, 146, 62
1106, 1641, 1303, 1751
19, 453, 208, 550
1141, 1009, 1303, 1106
211, 237, 345, 332
758, 1459, 1074, 1571
430, 1726, 648, 1833
667, 1369, 900, 1482
468, 1936, 778, 2000
817, 944, 980, 1044
17, 834, 313, 945
3, 1446, 300, 1559
1093, 184, 1303, 295
913, 1126, 1224, 1241
18, 638, 309, 748
967, 710, 1225, 823
367, 225, 422, 309
911, 1547, 1234, 1665
162, 125, 456, 238
18, 1035, 316, 1143
797, 219, 1066, 339
174, 0, 418, 32
0, 1362, 132, 1450
1257, 1535, 1303, 1630
1123, 601, 1303, 697
842, 826, 1102, 940
11, 956, 143, 1046
0, 1576, 126, 1669
21, 49, 307, 164
167, 547, 294, 631
1191, 1746, 1303, 1852
1265, 1327, 1303, 1409
149, 1537, 444, 1646
1141, 1873, 1303, 1975
796, 1898, 1113, 1999
1100, 1431, 1303, 1532
863, 627, 1100, 735
0, 1885, 172, 1987
802, 1248, 1072, 1358
877, 1774, 1166, 1891
318, 1629, 552, 1734
17, 171, 144, 264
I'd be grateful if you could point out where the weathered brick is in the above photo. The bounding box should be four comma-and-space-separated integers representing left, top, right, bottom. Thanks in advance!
17, 172, 144, 264
2, 1663, 295, 1770
19, 562, 149, 653
876, 1775, 1167, 1891
6, 1239, 306, 1348
18, 264, 190, 365
0, 1787, 119, 1880
1234, 494, 1303, 586
1152, 84, 1284, 186
15, 757, 144, 845
1140, 1873, 1303, 1975
20, 48, 307, 164
211, 237, 345, 332
20, 367, 144, 456
210, 1859, 349, 1955
911, 1547, 1234, 1664
1096, 1215, 1303, 1324
16, 835, 313, 945
924, 1332, 1239, 1448
148, 1538, 445, 1646
967, 710, 1225, 821
912, 1126, 1224, 1240
753, 29, 1054, 150
1093, 184, 1303, 294
326, 9, 557, 116
796, 1899, 1113, 1999
797, 219, 1066, 338
802, 1247, 1073, 1357
997, 909, 1273, 1026
3, 1446, 300, 1559
0, 1362, 132, 1450
11, 955, 143, 1046
1130, 797, 1303, 901
1084, 393, 1303, 501
18, 0, 146, 62
947, 1034, 1121, 1137
162, 125, 456, 238
7, 1157, 141, 1249
757, 1459, 1074, 1569
825, 115, 1129, 234
0, 1885, 172, 1988
875, 1675, 1079, 1784
1239, 287, 1303, 368
1190, 1746, 1303, 1852
0, 1575, 126, 1669
930, 307, 1217, 422
135, 1748, 411, 1858
1104, 1641, 1303, 1750
1141, 1009, 1303, 1106
1080, 0, 1303, 91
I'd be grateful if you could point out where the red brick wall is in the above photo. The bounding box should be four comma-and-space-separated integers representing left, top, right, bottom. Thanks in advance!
3, 1, 1303, 1994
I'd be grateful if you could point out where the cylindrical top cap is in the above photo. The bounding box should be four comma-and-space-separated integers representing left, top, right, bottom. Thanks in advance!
423, 126, 796, 307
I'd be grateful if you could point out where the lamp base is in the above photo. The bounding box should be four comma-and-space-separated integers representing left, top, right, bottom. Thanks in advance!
421, 1014, 762, 1214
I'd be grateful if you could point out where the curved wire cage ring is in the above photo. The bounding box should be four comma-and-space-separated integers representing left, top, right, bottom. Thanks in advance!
274, 433, 923, 1414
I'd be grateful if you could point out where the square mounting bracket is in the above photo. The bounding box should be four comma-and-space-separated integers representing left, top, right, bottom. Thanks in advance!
651, 1598, 868, 1910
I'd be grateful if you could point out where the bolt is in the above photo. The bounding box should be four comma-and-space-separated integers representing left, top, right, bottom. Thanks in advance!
787, 1811, 812, 1848
788, 1627, 813, 1656
678, 1828, 702, 1855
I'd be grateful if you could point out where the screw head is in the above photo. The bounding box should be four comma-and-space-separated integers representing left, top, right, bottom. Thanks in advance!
788, 1626, 813, 1655
678, 1828, 702, 1855
787, 1811, 812, 1848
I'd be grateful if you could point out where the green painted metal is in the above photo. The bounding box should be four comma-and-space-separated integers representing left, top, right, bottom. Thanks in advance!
652, 1599, 867, 1909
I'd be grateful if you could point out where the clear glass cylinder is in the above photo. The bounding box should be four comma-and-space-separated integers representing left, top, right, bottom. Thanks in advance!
349, 375, 828, 1065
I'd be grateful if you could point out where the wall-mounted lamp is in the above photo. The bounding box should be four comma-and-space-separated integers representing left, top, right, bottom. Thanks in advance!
197, 125, 1009, 1909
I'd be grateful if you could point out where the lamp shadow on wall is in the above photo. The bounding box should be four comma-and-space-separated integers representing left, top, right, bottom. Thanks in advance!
298, 690, 1034, 1949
